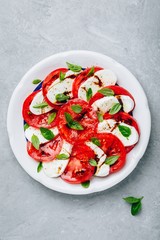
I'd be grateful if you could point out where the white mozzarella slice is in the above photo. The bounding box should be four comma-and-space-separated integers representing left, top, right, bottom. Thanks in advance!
112, 122, 139, 147
92, 96, 119, 114
65, 70, 81, 77
92, 95, 134, 114
43, 160, 69, 178
85, 141, 110, 177
94, 69, 117, 85
25, 126, 59, 144
29, 91, 53, 115
43, 140, 73, 178
118, 95, 134, 113
98, 120, 139, 147
46, 71, 75, 104
78, 69, 117, 102
98, 119, 117, 133
95, 163, 110, 177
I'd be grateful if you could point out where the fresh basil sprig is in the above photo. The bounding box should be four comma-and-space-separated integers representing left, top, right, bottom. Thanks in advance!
91, 137, 101, 147
71, 104, 82, 113
31, 134, 40, 150
56, 93, 70, 102
32, 79, 41, 84
86, 88, 93, 101
81, 180, 90, 188
118, 125, 131, 138
65, 112, 84, 130
24, 123, 29, 131
56, 153, 69, 160
87, 66, 95, 77
109, 103, 121, 115
66, 62, 82, 72
97, 112, 103, 122
98, 88, 114, 96
48, 112, 56, 124
123, 196, 144, 216
40, 127, 54, 140
33, 102, 48, 109
59, 71, 66, 81
89, 159, 97, 167
37, 162, 43, 173
105, 155, 119, 165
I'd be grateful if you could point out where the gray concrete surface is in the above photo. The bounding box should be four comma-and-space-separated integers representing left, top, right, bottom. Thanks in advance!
0, 0, 160, 239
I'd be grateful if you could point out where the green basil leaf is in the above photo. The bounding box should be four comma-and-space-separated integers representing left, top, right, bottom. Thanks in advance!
66, 62, 82, 72
123, 196, 144, 204
91, 137, 101, 147
87, 66, 95, 77
81, 180, 90, 188
33, 102, 48, 109
56, 153, 69, 160
118, 125, 131, 138
86, 88, 93, 101
98, 88, 114, 96
32, 79, 41, 84
59, 71, 66, 81
24, 123, 29, 131
71, 104, 82, 113
97, 112, 103, 122
64, 112, 84, 130
56, 93, 70, 102
89, 159, 97, 166
40, 127, 54, 140
105, 155, 119, 165
109, 103, 122, 115
37, 162, 43, 173
31, 134, 40, 150
131, 201, 142, 216
48, 112, 56, 124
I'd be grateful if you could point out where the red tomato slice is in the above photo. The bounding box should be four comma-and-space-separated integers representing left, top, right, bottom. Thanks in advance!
93, 133, 126, 174
89, 85, 135, 110
27, 135, 63, 162
104, 112, 140, 153
22, 90, 58, 129
61, 143, 95, 184
72, 66, 103, 98
42, 68, 68, 108
57, 99, 98, 144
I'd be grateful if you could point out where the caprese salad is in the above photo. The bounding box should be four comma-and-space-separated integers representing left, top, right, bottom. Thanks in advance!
22, 62, 140, 188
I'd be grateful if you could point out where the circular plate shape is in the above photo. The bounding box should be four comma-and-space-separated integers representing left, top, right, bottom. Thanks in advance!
7, 50, 151, 195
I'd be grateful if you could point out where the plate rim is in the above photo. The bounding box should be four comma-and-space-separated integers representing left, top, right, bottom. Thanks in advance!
7, 50, 151, 195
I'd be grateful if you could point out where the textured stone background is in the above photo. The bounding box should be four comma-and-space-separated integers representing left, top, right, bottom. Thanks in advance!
0, 0, 160, 239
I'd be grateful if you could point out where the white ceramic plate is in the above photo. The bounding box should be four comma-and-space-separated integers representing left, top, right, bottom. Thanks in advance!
7, 50, 151, 195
